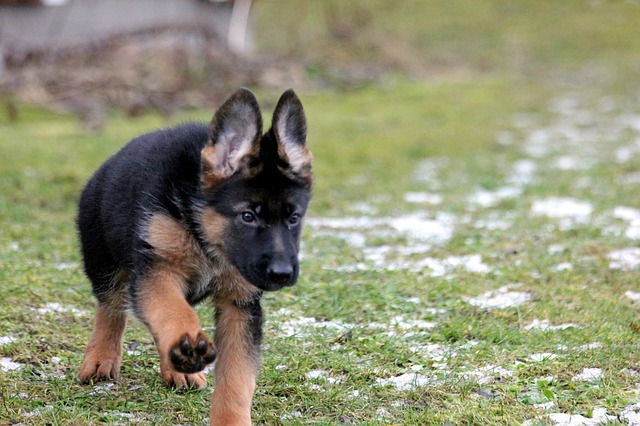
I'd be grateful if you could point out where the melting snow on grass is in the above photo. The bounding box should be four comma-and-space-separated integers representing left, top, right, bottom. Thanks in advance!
626, 291, 640, 302
526, 404, 640, 426
32, 302, 88, 317
367, 252, 490, 276
403, 192, 443, 204
613, 206, 640, 239
572, 368, 603, 382
608, 248, 640, 270
468, 186, 522, 208
1, 357, 23, 372
0, 336, 17, 346
308, 212, 455, 244
531, 197, 593, 228
307, 212, 491, 275
271, 308, 353, 338
376, 372, 435, 390
464, 284, 531, 309
524, 319, 580, 331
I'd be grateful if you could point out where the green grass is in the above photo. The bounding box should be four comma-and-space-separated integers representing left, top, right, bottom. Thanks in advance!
3, 2, 640, 425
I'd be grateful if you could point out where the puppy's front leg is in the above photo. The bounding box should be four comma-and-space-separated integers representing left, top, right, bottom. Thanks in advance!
135, 269, 216, 388
210, 298, 263, 426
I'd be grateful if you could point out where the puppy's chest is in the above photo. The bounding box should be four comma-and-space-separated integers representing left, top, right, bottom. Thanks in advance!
143, 212, 260, 304
144, 213, 224, 296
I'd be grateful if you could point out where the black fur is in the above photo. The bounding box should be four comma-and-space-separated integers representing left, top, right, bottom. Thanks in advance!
77, 124, 209, 302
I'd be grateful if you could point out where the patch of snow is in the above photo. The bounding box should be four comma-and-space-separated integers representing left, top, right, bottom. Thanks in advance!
1, 357, 24, 372
473, 217, 513, 230
622, 172, 640, 185
376, 372, 434, 390
403, 192, 443, 204
32, 302, 88, 317
464, 284, 531, 309
613, 206, 640, 240
548, 244, 566, 254
549, 408, 610, 425
0, 336, 16, 346
534, 401, 557, 411
109, 411, 144, 422
609, 248, 640, 270
23, 405, 54, 418
576, 343, 601, 350
461, 365, 514, 385
529, 353, 559, 362
552, 262, 573, 271
274, 314, 354, 338
88, 382, 115, 396
55, 262, 78, 271
381, 316, 438, 337
572, 368, 602, 382
626, 291, 640, 301
553, 156, 591, 170
527, 403, 640, 426
389, 213, 454, 243
308, 212, 455, 244
531, 197, 593, 228
376, 407, 392, 418
621, 403, 640, 425
306, 370, 327, 380
508, 159, 537, 186
468, 186, 522, 208
524, 128, 554, 158
413, 157, 448, 184
305, 369, 342, 384
404, 254, 490, 277
524, 319, 579, 331
282, 411, 303, 420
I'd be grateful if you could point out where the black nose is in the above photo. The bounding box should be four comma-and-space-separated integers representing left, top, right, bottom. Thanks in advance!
267, 261, 294, 285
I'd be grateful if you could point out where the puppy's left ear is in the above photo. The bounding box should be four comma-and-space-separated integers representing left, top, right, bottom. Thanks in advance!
272, 89, 313, 175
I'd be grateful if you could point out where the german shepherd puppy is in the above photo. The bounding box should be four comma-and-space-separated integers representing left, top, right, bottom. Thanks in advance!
76, 88, 312, 425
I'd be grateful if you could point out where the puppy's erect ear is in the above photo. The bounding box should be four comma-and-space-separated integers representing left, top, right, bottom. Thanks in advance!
201, 88, 263, 187
272, 89, 312, 176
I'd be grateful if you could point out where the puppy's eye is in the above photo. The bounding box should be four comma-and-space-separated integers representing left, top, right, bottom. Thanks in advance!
241, 211, 256, 223
288, 213, 301, 226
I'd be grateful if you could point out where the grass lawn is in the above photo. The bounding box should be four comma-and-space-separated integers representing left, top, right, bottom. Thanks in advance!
2, 2, 640, 425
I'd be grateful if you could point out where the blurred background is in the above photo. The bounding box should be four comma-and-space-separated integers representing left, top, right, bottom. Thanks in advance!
1, 0, 638, 130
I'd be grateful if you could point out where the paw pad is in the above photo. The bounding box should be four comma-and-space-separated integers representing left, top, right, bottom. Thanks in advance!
170, 332, 216, 374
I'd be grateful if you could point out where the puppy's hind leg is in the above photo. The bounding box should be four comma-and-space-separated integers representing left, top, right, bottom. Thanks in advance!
78, 269, 129, 383
78, 302, 127, 383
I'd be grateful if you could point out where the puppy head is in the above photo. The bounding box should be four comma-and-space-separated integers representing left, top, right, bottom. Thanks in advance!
199, 89, 313, 291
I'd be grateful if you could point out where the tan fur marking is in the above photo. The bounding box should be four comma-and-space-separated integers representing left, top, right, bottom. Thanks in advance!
199, 207, 228, 251
275, 142, 313, 185
201, 142, 264, 189
146, 213, 205, 275
78, 305, 127, 383
210, 299, 258, 426
201, 144, 225, 189
199, 207, 262, 303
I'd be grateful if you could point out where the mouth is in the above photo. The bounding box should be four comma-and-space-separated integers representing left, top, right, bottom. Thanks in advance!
255, 277, 297, 292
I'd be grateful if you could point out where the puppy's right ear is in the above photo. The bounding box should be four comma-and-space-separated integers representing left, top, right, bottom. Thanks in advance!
201, 88, 263, 188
